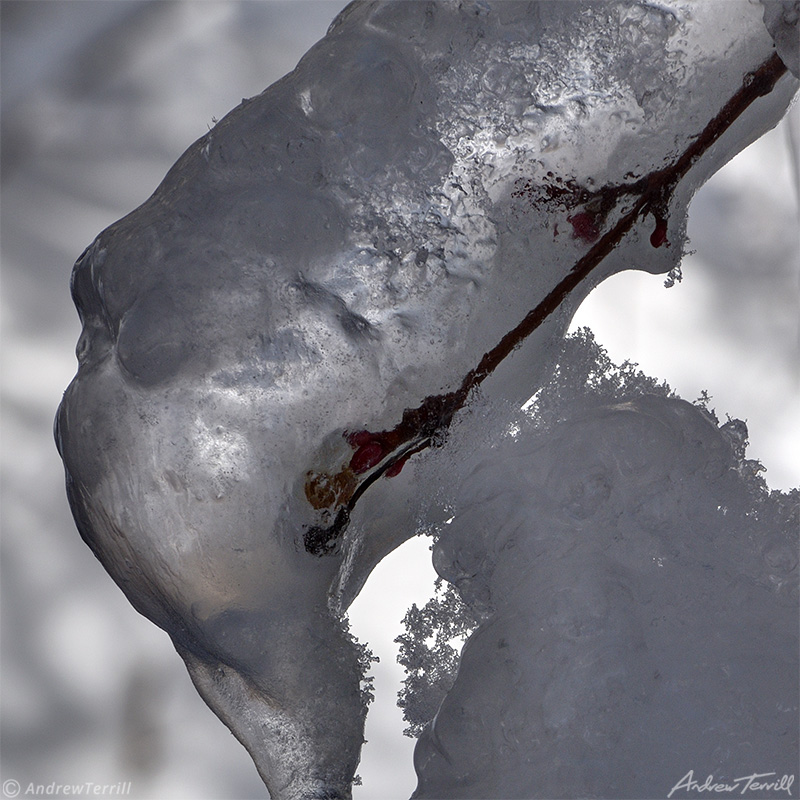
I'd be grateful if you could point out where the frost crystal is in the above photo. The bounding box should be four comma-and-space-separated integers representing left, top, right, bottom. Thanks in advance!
403, 331, 798, 798
55, 1, 798, 797
414, 394, 798, 799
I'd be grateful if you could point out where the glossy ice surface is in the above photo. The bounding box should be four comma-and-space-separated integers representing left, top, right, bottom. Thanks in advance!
55, 1, 797, 797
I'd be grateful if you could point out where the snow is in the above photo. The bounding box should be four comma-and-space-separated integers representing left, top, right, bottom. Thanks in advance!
407, 333, 798, 797
44, 1, 799, 797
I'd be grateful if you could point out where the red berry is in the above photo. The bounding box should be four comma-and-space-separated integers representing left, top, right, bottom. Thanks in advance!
384, 455, 409, 478
650, 218, 668, 248
345, 429, 373, 448
567, 212, 599, 243
350, 442, 385, 474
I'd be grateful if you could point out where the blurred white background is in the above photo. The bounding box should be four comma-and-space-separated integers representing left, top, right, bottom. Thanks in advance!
1, 2, 797, 799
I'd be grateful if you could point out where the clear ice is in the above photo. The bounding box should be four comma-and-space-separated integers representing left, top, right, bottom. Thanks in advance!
54, 1, 798, 798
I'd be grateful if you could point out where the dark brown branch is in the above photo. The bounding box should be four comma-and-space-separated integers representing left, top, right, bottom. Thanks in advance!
303, 52, 788, 555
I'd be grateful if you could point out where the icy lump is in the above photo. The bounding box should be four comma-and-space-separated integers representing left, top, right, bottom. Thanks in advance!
55, 2, 797, 797
762, 0, 800, 76
414, 394, 799, 799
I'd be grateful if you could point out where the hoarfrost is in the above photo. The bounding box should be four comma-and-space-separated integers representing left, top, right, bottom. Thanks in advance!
414, 389, 799, 797
54, 1, 798, 797
403, 331, 798, 798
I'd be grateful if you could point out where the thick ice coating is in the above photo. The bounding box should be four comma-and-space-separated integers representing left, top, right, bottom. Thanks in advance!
762, 0, 800, 76
416, 396, 799, 799
55, 1, 797, 796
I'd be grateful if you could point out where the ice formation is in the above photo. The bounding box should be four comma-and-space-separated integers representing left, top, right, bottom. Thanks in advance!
414, 395, 799, 799
55, 1, 798, 797
403, 332, 799, 797
762, 1, 800, 77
